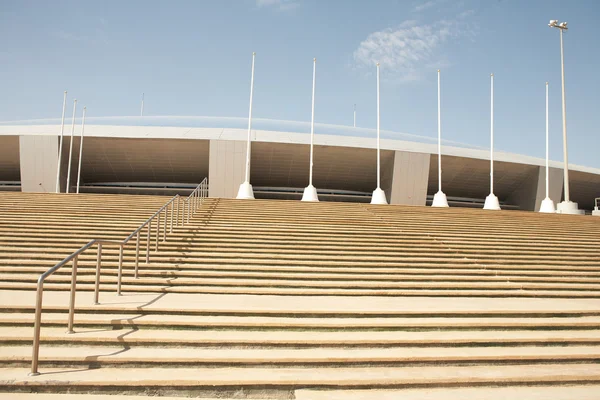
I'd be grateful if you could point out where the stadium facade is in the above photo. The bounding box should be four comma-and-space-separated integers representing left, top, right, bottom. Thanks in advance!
1, 124, 599, 212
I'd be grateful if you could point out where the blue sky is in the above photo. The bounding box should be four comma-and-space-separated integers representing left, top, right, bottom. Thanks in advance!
1, 0, 599, 168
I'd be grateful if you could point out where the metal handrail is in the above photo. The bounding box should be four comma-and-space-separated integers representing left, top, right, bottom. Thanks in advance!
29, 178, 208, 375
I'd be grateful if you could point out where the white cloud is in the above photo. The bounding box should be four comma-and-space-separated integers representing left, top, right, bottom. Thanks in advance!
352, 13, 475, 83
256, 0, 300, 11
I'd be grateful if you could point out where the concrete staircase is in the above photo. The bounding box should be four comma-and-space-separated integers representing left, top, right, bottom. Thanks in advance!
1, 193, 600, 398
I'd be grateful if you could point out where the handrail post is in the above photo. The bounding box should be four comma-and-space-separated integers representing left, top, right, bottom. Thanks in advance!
117, 244, 124, 296
187, 199, 190, 224
29, 279, 44, 375
163, 208, 167, 242
156, 214, 160, 251
94, 243, 102, 305
146, 220, 151, 264
66, 255, 78, 334
176, 197, 180, 227
170, 202, 174, 233
135, 231, 140, 279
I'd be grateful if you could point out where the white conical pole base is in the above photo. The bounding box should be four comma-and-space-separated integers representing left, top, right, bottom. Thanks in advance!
236, 182, 255, 200
370, 188, 388, 205
432, 191, 449, 207
556, 200, 580, 215
539, 197, 556, 213
483, 193, 501, 210
301, 184, 319, 202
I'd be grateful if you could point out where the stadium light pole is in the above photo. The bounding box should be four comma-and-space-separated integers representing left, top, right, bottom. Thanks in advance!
76, 107, 87, 194
539, 82, 556, 213
141, 93, 144, 117
432, 69, 449, 207
483, 74, 501, 210
237, 52, 256, 199
55, 91, 68, 193
371, 63, 388, 205
302, 58, 319, 202
65, 99, 77, 194
549, 19, 579, 214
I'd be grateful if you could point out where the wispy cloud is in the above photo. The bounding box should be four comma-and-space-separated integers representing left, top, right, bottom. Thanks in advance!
412, 0, 437, 13
256, 0, 300, 11
352, 12, 476, 83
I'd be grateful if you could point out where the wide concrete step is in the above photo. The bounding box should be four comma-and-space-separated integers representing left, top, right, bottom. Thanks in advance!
4, 281, 600, 297
5, 273, 600, 291
3, 363, 600, 389
5, 312, 600, 330
4, 326, 600, 347
1, 242, 596, 259
7, 345, 600, 367
7, 266, 600, 285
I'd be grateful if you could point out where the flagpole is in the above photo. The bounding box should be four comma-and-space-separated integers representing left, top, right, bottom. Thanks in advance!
371, 63, 387, 205
65, 99, 77, 194
484, 73, 500, 210
302, 58, 319, 201
236, 52, 256, 199
55, 91, 67, 193
432, 69, 448, 207
76, 107, 87, 194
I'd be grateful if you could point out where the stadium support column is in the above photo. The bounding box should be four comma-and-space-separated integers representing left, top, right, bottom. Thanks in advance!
237, 52, 256, 200
209, 140, 247, 199
19, 135, 60, 193
388, 151, 430, 206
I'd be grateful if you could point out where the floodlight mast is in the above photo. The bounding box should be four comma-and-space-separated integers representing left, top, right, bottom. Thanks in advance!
548, 19, 577, 214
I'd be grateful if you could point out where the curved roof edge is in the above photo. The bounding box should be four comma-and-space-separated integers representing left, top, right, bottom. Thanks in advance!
1, 124, 599, 176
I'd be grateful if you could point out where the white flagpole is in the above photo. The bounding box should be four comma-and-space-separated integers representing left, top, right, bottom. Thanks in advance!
55, 91, 67, 193
302, 58, 319, 202
371, 63, 387, 204
236, 52, 256, 199
539, 82, 556, 212
432, 69, 448, 207
76, 107, 87, 194
484, 73, 500, 210
65, 99, 77, 194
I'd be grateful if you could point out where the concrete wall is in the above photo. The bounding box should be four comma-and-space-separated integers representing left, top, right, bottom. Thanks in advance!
19, 135, 59, 193
389, 151, 431, 206
209, 140, 246, 198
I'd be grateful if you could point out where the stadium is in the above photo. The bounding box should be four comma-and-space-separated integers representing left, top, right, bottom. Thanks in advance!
1, 118, 600, 211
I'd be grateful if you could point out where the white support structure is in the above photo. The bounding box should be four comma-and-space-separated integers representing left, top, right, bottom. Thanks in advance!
55, 91, 67, 193
371, 63, 388, 205
593, 198, 600, 216
483, 74, 501, 210
237, 52, 256, 200
76, 107, 87, 194
432, 69, 449, 207
65, 99, 77, 194
539, 82, 556, 213
302, 58, 319, 202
